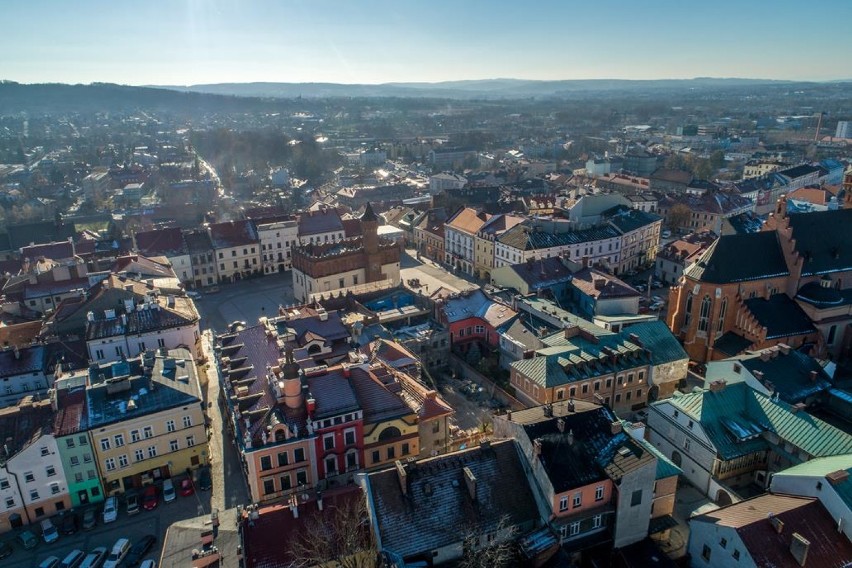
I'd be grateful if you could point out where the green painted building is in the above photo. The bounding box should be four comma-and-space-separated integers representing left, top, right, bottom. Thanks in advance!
54, 383, 104, 508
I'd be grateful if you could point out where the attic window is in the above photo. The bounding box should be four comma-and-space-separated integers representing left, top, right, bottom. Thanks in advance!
733, 363, 742, 374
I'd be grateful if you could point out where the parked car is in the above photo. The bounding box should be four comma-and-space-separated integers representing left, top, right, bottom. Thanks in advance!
162, 479, 176, 503
125, 535, 156, 567
139, 561, 156, 568
80, 547, 108, 568
82, 509, 98, 531
17, 530, 39, 550
39, 556, 61, 568
197, 467, 212, 491
125, 493, 140, 515
206, 286, 220, 294
0, 540, 13, 559
103, 539, 131, 568
41, 519, 59, 544
60, 549, 86, 568
186, 291, 201, 299
60, 512, 79, 535
179, 478, 195, 497
142, 485, 158, 511
661, 229, 672, 238
102, 496, 118, 524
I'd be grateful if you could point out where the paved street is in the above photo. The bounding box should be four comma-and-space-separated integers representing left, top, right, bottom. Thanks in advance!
195, 271, 295, 332
2, 489, 211, 568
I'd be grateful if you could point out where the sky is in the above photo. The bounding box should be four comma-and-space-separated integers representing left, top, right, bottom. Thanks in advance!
3, 0, 851, 85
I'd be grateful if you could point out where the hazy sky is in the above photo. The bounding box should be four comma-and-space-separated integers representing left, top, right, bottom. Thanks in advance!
3, 0, 851, 85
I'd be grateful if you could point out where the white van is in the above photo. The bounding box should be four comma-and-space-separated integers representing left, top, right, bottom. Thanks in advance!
60, 549, 86, 568
102, 496, 118, 523
103, 538, 131, 568
162, 479, 176, 503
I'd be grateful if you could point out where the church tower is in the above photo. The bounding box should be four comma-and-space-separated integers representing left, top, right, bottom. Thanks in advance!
362, 202, 383, 282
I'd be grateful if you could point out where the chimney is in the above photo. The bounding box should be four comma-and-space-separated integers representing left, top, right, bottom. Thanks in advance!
753, 370, 765, 383
827, 469, 850, 486
564, 326, 581, 340
533, 438, 542, 459
778, 343, 791, 355
594, 278, 605, 290
789, 532, 810, 567
760, 350, 771, 362
611, 421, 622, 435
507, 410, 512, 421
543, 403, 553, 417
557, 418, 565, 433
463, 466, 477, 501
395, 460, 408, 496
628, 333, 643, 347
809, 370, 818, 382
792, 402, 807, 414
709, 380, 727, 393
769, 514, 784, 534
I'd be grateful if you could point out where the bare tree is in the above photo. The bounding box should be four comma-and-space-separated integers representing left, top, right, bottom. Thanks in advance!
457, 515, 518, 568
288, 494, 378, 568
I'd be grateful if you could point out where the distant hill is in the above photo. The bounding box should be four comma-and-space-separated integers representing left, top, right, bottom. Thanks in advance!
0, 81, 275, 114
149, 77, 799, 99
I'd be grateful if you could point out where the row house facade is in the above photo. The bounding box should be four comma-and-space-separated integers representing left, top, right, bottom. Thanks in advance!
443, 207, 490, 276
83, 349, 208, 495
0, 398, 71, 534
209, 220, 262, 283
254, 216, 299, 273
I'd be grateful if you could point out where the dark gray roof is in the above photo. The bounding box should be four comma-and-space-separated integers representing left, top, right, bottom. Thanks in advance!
736, 349, 832, 404
787, 209, 852, 276
602, 205, 662, 234
308, 370, 360, 419
743, 294, 815, 339
87, 348, 201, 428
498, 223, 621, 251
0, 345, 45, 378
685, 232, 788, 284
506, 257, 574, 291
367, 440, 539, 559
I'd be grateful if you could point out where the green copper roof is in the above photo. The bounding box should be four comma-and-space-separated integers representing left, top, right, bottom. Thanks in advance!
660, 383, 852, 461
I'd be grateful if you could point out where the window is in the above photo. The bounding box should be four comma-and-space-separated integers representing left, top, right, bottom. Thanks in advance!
817, 481, 823, 491
34, 506, 45, 517
573, 493, 582, 508
592, 514, 602, 529
344, 430, 356, 446
698, 295, 711, 333
105, 458, 116, 471
733, 549, 740, 560
66, 438, 75, 449
701, 545, 711, 562
717, 297, 728, 332
278, 451, 289, 467
387, 446, 395, 460
402, 443, 410, 456
166, 420, 176, 433
630, 490, 642, 507
559, 496, 568, 511
169, 439, 179, 452
605, 378, 612, 389
131, 430, 140, 443
75, 472, 83, 483
595, 485, 605, 501
30, 490, 40, 500
280, 474, 292, 490
118, 455, 128, 468
296, 470, 308, 486
263, 479, 275, 495
5, 497, 14, 508
828, 325, 837, 345
100, 438, 111, 451
582, 384, 589, 394
325, 456, 337, 475
372, 450, 380, 463
432, 422, 440, 434
323, 434, 335, 451
87, 470, 96, 480
593, 381, 600, 392
186, 435, 195, 447
143, 426, 153, 439
684, 294, 693, 326
135, 449, 144, 462
83, 453, 92, 463
114, 434, 124, 447
95, 349, 104, 360
684, 439, 691, 452
24, 472, 34, 483
183, 415, 192, 428
720, 538, 727, 549
147, 446, 157, 458
46, 466, 56, 477
569, 521, 580, 536
0, 479, 9, 490
294, 448, 305, 463
260, 456, 272, 471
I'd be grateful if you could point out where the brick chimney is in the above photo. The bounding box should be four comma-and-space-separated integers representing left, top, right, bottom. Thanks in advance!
827, 469, 850, 486
709, 380, 726, 393
760, 350, 771, 362
789, 532, 810, 566
628, 333, 643, 347
611, 421, 622, 435
778, 343, 791, 355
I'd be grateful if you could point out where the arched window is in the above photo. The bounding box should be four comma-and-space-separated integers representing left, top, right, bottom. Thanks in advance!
378, 426, 401, 441
684, 293, 694, 326
698, 296, 711, 333
717, 297, 728, 333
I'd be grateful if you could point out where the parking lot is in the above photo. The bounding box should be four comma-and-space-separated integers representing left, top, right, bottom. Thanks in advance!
194, 270, 295, 333
1, 480, 212, 568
